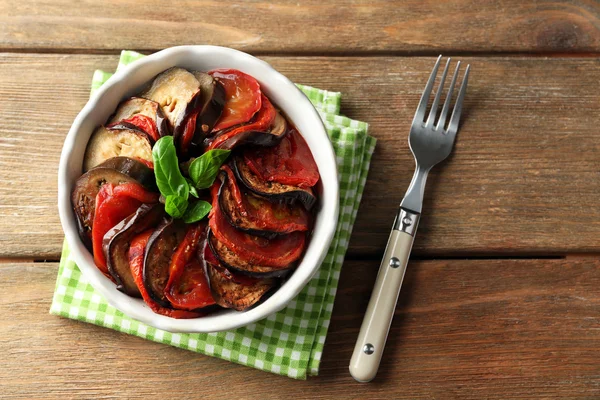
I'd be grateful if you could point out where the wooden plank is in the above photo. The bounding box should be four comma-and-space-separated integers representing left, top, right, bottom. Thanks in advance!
2, 1, 600, 54
1, 54, 600, 258
2, 259, 599, 398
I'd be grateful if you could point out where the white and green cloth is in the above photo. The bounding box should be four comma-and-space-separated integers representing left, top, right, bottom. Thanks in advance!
51, 51, 376, 380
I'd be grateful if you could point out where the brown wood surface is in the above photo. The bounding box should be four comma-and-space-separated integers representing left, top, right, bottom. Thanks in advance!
1, 53, 599, 259
3, 1, 600, 396
2, 258, 600, 399
1, 1, 600, 54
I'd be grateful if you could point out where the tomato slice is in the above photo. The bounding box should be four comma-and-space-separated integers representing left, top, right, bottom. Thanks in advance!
207, 94, 276, 150
129, 231, 203, 319
243, 128, 319, 188
219, 165, 309, 233
209, 69, 261, 132
133, 157, 154, 169
108, 114, 160, 142
164, 224, 216, 311
208, 181, 306, 268
92, 183, 158, 277
179, 111, 199, 156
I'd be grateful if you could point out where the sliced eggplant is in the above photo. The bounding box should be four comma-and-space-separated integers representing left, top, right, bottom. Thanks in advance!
83, 127, 153, 172
218, 165, 309, 238
103, 203, 165, 297
93, 157, 157, 191
208, 231, 292, 278
143, 219, 187, 307
107, 97, 169, 138
209, 191, 306, 268
71, 167, 145, 249
140, 67, 202, 136
206, 262, 275, 311
232, 156, 316, 210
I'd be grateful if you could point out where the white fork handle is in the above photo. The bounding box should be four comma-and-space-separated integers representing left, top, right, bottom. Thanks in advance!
349, 228, 415, 382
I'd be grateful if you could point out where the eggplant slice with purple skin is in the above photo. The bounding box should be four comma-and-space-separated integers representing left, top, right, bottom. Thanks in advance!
71, 166, 156, 250
83, 127, 153, 172
206, 261, 276, 311
232, 156, 316, 210
218, 166, 310, 238
140, 67, 203, 139
107, 97, 170, 137
103, 203, 165, 297
93, 157, 157, 191
208, 230, 293, 278
143, 219, 187, 308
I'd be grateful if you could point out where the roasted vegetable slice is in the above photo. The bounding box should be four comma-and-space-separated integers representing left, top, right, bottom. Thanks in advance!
209, 69, 261, 132
218, 165, 309, 237
92, 182, 159, 275
206, 261, 274, 311
176, 72, 226, 157
143, 219, 187, 307
193, 72, 226, 135
71, 167, 150, 249
83, 127, 153, 172
232, 156, 316, 210
107, 96, 169, 140
104, 203, 164, 297
208, 231, 292, 278
243, 128, 319, 188
140, 67, 202, 137
94, 157, 157, 191
209, 186, 306, 268
207, 94, 283, 150
129, 230, 204, 318
164, 223, 216, 310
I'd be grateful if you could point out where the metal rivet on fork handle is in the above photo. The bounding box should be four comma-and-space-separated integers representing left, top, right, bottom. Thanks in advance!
363, 344, 375, 355
389, 257, 401, 268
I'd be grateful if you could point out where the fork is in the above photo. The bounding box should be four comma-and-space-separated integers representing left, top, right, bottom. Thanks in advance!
349, 56, 470, 382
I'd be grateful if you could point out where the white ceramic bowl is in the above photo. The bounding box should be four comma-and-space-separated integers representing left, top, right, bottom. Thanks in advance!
58, 46, 339, 333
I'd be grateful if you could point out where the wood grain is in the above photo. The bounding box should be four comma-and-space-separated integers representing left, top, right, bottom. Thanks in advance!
1, 53, 599, 258
1, 1, 600, 54
2, 258, 600, 399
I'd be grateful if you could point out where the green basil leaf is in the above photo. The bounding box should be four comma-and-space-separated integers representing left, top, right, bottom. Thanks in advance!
152, 136, 189, 199
182, 200, 212, 224
165, 195, 188, 219
189, 149, 231, 189
185, 178, 199, 198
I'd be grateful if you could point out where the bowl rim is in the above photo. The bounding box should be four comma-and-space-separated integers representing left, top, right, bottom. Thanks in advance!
57, 45, 339, 333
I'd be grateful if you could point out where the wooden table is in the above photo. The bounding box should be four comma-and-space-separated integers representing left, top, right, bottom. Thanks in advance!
2, 1, 600, 398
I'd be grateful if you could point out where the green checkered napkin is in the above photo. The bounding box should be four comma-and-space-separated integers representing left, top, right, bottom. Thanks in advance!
51, 51, 376, 379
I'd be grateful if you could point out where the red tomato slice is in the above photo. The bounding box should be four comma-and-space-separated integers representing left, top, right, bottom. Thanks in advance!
207, 94, 276, 150
178, 111, 199, 156
209, 69, 261, 132
129, 231, 203, 319
107, 115, 160, 142
243, 128, 319, 188
164, 224, 216, 311
92, 183, 159, 277
208, 182, 306, 268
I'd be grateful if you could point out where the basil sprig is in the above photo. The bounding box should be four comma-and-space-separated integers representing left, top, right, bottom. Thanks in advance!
152, 137, 230, 223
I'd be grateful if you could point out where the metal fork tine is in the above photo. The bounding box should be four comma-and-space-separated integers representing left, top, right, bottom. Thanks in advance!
413, 55, 442, 123
425, 58, 451, 127
447, 64, 470, 135
436, 61, 460, 131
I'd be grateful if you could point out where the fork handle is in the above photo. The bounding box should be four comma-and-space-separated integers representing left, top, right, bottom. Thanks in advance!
349, 209, 419, 382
